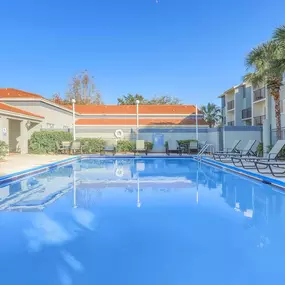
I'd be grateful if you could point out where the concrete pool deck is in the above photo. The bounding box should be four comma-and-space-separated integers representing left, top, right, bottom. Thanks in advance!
0, 154, 75, 176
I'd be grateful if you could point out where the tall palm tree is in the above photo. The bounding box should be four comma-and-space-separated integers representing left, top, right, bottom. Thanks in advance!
200, 103, 221, 128
273, 25, 285, 72
244, 41, 283, 139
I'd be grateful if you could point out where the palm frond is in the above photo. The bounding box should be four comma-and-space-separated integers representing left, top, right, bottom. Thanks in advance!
273, 25, 285, 42
243, 72, 264, 86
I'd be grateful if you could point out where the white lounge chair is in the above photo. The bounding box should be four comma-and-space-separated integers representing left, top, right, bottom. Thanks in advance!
231, 140, 285, 169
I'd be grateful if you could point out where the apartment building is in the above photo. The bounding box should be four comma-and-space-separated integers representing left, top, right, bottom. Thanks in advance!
220, 83, 285, 128
220, 83, 253, 127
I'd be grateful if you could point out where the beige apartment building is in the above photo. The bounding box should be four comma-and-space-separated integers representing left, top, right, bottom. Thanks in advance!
220, 81, 285, 141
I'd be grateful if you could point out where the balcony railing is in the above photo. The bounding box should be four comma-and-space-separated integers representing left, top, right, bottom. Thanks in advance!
242, 107, 252, 119
227, 121, 234, 126
253, 88, 266, 102
227, 100, 234, 110
254, 115, 266, 126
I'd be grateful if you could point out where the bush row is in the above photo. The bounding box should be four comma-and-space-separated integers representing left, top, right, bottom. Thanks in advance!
0, 141, 9, 159
28, 131, 153, 154
164, 139, 198, 148
29, 131, 73, 154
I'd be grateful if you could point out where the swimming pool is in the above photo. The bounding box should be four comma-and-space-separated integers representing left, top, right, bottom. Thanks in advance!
0, 157, 284, 284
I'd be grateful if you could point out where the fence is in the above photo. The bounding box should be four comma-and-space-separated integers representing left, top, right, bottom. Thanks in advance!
271, 128, 285, 146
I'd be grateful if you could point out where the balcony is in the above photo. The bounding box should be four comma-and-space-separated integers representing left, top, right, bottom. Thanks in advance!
253, 88, 266, 102
254, 115, 266, 126
227, 100, 234, 110
227, 121, 234, 126
242, 108, 252, 119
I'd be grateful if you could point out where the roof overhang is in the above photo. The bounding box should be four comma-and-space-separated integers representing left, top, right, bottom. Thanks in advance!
0, 109, 43, 122
0, 97, 80, 115
218, 83, 246, 98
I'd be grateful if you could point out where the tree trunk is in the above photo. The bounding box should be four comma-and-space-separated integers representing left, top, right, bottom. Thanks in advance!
268, 78, 282, 140
274, 95, 282, 140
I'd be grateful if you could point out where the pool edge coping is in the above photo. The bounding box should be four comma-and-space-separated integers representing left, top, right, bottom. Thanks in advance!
0, 156, 79, 185
199, 157, 285, 190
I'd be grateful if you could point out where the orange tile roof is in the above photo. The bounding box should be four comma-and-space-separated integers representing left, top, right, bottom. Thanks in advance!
0, 102, 44, 119
76, 118, 207, 126
0, 88, 43, 99
73, 105, 199, 115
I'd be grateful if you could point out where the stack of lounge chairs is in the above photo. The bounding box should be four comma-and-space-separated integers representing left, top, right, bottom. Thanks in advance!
213, 139, 285, 177
213, 140, 256, 162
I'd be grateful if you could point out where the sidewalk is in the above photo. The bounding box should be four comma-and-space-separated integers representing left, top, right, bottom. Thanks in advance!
0, 154, 73, 176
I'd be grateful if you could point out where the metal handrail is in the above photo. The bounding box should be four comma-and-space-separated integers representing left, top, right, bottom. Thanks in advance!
196, 144, 215, 160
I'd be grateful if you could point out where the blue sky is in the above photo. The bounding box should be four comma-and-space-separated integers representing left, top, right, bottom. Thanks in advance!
1, 0, 285, 106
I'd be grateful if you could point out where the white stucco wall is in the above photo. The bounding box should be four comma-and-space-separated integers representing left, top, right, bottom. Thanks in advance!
223, 126, 262, 152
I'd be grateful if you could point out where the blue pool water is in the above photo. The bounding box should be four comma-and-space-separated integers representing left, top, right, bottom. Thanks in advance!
0, 158, 285, 284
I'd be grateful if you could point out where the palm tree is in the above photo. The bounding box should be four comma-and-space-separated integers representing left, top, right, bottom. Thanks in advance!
273, 25, 285, 72
200, 103, 221, 128
244, 41, 283, 139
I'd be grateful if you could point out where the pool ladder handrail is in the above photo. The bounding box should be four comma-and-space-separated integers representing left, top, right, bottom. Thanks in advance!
197, 144, 214, 160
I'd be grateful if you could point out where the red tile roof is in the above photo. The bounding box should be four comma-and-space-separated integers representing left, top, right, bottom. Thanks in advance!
0, 102, 44, 119
76, 118, 207, 126
0, 88, 43, 99
73, 105, 199, 115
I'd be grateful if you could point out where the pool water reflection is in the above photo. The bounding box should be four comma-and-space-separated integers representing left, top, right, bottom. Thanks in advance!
0, 158, 284, 285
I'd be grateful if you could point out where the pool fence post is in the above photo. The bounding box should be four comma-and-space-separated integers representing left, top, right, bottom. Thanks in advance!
136, 100, 140, 141
196, 104, 199, 141
72, 98, 76, 141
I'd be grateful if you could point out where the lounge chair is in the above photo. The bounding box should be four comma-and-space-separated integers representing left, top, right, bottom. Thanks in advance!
213, 140, 256, 162
214, 139, 241, 155
188, 141, 198, 154
101, 140, 117, 156
231, 140, 285, 169
62, 141, 71, 154
254, 161, 285, 177
55, 141, 65, 154
134, 140, 148, 155
70, 141, 82, 154
166, 140, 182, 156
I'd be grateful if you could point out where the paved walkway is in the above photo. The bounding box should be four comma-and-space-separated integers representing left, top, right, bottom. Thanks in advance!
0, 154, 73, 176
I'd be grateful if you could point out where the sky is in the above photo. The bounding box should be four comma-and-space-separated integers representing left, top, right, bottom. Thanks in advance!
0, 0, 285, 106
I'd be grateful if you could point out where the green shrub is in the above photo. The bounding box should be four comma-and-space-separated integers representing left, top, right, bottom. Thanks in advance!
256, 143, 263, 156
117, 140, 135, 152
29, 131, 73, 154
0, 141, 9, 159
117, 140, 153, 152
165, 139, 197, 148
145, 141, 153, 150
80, 138, 105, 154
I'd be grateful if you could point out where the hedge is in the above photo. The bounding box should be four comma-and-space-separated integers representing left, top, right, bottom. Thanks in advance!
117, 140, 153, 153
165, 139, 198, 148
0, 141, 9, 159
29, 131, 73, 154
80, 138, 105, 154
29, 132, 154, 154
